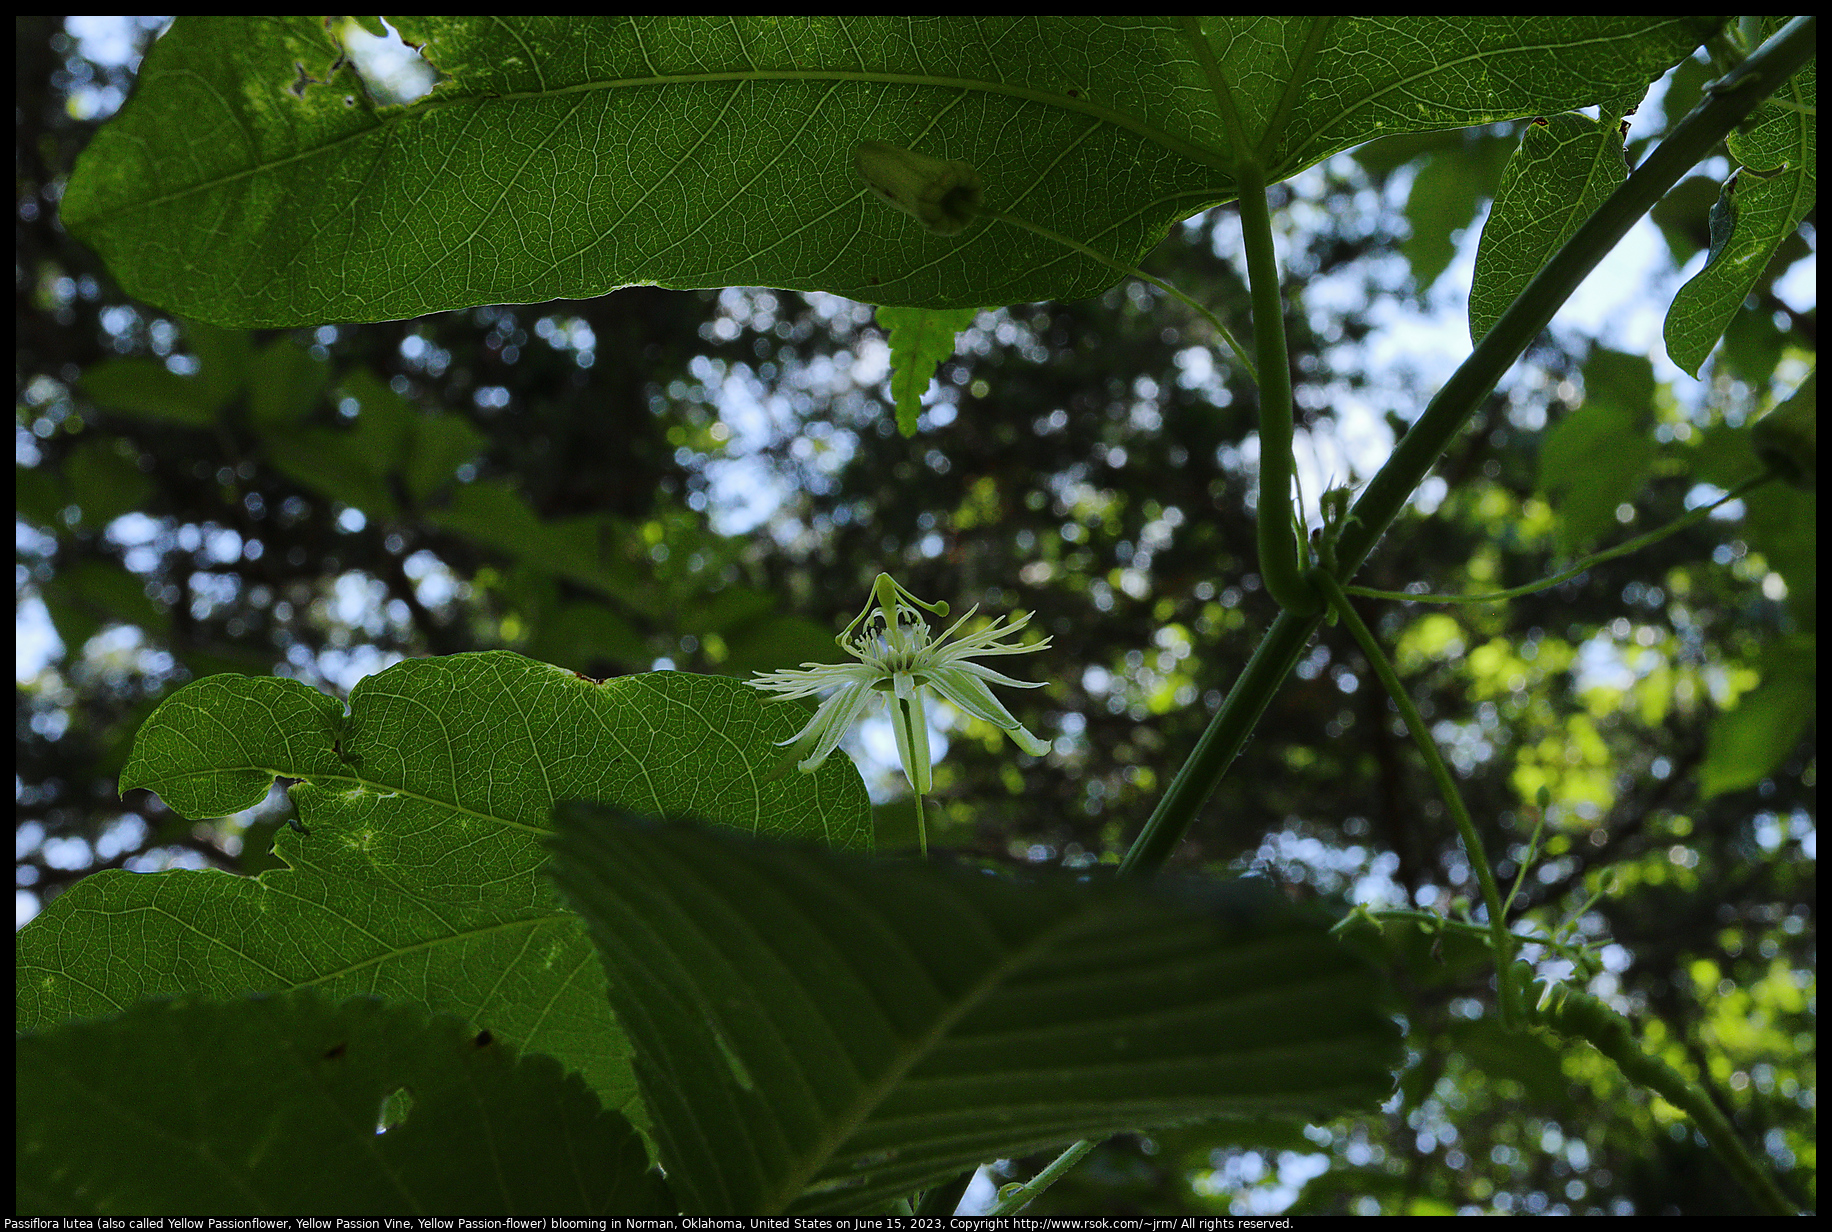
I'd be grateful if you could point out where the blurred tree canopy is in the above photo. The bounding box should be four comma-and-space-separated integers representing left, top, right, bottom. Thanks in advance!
16, 16, 1813, 1216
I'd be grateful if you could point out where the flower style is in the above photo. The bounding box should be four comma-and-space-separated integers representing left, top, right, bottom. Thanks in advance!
749, 573, 1051, 796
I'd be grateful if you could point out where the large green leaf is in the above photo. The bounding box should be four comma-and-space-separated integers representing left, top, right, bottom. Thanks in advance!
61, 17, 1714, 326
17, 991, 669, 1216
547, 805, 1402, 1216
1665, 19, 1816, 376
15, 653, 870, 1128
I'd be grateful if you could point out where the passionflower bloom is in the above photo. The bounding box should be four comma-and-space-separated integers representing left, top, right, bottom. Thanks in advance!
750, 574, 1051, 798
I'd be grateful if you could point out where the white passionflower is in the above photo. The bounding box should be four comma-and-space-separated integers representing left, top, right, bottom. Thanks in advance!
749, 573, 1052, 799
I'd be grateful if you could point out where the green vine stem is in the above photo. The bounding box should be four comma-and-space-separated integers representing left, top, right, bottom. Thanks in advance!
1120, 15, 1816, 881
1531, 981, 1797, 1215
1346, 472, 1776, 604
1306, 565, 1520, 1024
1235, 159, 1323, 617
1178, 12, 1319, 618
986, 1138, 1098, 1216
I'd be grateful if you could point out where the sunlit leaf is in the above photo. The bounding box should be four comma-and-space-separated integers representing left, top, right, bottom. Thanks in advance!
1471, 113, 1629, 344
1699, 642, 1816, 799
16, 653, 870, 1129
1537, 349, 1658, 553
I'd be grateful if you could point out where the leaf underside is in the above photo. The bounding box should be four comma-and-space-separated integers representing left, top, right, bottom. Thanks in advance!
549, 805, 1403, 1216
59, 16, 1716, 326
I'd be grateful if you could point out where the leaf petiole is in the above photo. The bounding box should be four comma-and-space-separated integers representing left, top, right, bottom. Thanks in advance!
1346, 471, 1775, 605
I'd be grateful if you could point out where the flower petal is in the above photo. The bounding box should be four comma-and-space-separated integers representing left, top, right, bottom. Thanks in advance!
930, 670, 1050, 757
942, 658, 1049, 690
928, 667, 1026, 729
789, 681, 878, 771
1008, 724, 1052, 756
889, 687, 933, 794
750, 661, 877, 699
928, 604, 981, 646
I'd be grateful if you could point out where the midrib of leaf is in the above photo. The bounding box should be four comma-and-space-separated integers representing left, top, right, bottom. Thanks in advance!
129, 866, 554, 974
339, 675, 776, 840
1178, 18, 1251, 167
1577, 125, 1627, 222
82, 64, 1233, 227
455, 69, 1231, 169
72, 132, 374, 224
152, 762, 591, 847
811, 932, 1377, 1209
342, 773, 560, 836
74, 854, 619, 1111
1278, 53, 1511, 172
1254, 16, 1335, 165
764, 893, 1099, 1211
1775, 75, 1813, 218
